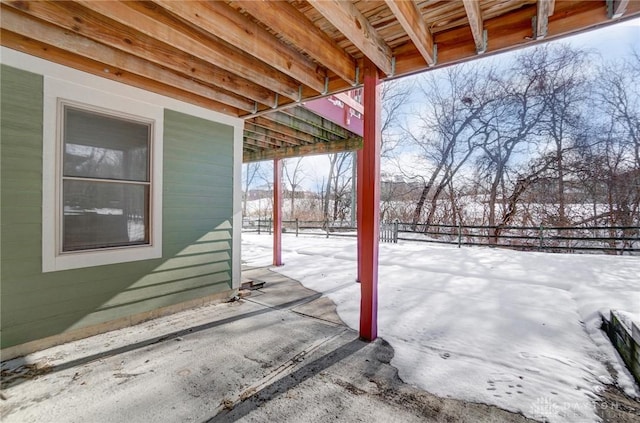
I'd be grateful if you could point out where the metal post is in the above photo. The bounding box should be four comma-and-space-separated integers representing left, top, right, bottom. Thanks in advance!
258, 217, 261, 234
296, 218, 299, 237
325, 220, 330, 239
539, 224, 544, 250
358, 58, 381, 342
458, 223, 462, 248
393, 219, 399, 244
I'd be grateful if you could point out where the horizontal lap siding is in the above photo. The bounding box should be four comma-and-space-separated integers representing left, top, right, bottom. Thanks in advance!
162, 108, 233, 265
0, 65, 235, 349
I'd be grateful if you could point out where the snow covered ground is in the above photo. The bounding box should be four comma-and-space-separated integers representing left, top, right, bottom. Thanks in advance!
242, 232, 640, 423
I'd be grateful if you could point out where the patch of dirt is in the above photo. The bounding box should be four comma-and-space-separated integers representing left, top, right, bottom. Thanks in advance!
597, 385, 640, 423
0, 363, 52, 389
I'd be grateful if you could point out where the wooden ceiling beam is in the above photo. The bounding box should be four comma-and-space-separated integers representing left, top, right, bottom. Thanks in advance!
6, 0, 639, 122
3, 1, 276, 107
392, 1, 640, 78
250, 116, 323, 146
0, 29, 239, 116
462, 0, 487, 54
244, 123, 305, 147
73, 0, 301, 101
263, 112, 334, 143
0, 7, 254, 112
154, 0, 326, 94
231, 0, 357, 86
535, 0, 555, 40
384, 0, 436, 66
244, 127, 294, 148
609, 0, 630, 19
280, 106, 354, 139
244, 137, 362, 163
307, 0, 393, 76
334, 92, 364, 114
243, 134, 283, 149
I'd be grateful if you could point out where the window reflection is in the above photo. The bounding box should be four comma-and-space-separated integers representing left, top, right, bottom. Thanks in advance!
61, 105, 151, 252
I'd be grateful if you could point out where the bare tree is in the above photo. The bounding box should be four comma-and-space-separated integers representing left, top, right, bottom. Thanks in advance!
475, 47, 549, 241
596, 57, 640, 169
380, 79, 413, 157
256, 161, 274, 219
242, 161, 261, 217
283, 157, 305, 219
405, 64, 499, 227
535, 44, 591, 225
323, 152, 352, 222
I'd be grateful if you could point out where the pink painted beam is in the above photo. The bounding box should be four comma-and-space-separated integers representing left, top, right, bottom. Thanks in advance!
303, 93, 364, 136
273, 158, 283, 266
358, 58, 381, 341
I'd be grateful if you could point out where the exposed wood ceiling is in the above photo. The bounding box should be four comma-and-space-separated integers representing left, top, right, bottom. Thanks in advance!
1, 1, 638, 162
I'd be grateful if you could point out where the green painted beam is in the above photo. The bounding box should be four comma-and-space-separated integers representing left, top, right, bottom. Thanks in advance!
243, 137, 362, 162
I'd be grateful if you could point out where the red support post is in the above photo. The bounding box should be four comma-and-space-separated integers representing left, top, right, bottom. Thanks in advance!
273, 158, 283, 266
358, 58, 381, 341
356, 148, 363, 283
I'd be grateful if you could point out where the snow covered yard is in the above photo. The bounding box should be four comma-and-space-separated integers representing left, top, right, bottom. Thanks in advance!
242, 232, 640, 423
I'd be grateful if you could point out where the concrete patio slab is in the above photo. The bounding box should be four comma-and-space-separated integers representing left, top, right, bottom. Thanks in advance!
1, 267, 534, 423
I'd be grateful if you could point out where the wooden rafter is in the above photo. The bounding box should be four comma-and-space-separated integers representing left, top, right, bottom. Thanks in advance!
154, 0, 326, 94
462, 0, 487, 54
307, 0, 393, 76
265, 111, 340, 143
334, 93, 364, 114
243, 133, 285, 149
0, 7, 254, 112
384, 0, 436, 66
243, 138, 284, 151
3, 1, 277, 107
535, 0, 555, 40
249, 117, 326, 147
244, 138, 362, 163
73, 0, 300, 101
231, 0, 357, 86
609, 0, 630, 18
3, 0, 640, 149
281, 107, 354, 139
0, 28, 239, 116
244, 122, 306, 147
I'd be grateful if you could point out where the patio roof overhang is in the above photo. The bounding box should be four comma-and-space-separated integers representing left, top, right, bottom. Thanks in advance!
2, 1, 638, 160
2, 0, 638, 342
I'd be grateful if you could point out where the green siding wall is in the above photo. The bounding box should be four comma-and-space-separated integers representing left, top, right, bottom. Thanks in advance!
0, 65, 235, 349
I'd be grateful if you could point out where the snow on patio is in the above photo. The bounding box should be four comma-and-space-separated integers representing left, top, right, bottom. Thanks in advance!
242, 233, 640, 423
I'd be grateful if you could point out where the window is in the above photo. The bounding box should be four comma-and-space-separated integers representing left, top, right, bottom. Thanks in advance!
43, 77, 163, 272
62, 106, 151, 252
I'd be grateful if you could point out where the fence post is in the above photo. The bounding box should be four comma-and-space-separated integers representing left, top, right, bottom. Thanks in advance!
296, 218, 299, 237
258, 218, 261, 234
458, 223, 462, 248
325, 220, 330, 239
268, 218, 272, 235
539, 224, 544, 250
393, 219, 399, 243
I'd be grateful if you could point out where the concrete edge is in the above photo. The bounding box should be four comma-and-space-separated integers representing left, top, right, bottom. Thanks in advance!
1, 289, 237, 362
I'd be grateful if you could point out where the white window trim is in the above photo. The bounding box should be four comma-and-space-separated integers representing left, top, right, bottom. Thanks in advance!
43, 77, 163, 272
